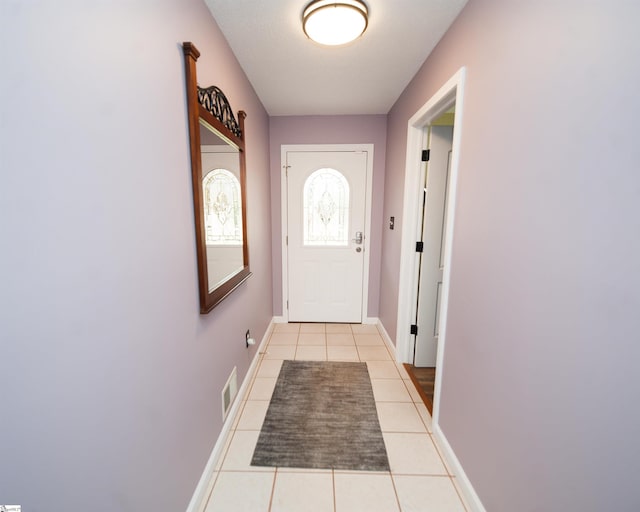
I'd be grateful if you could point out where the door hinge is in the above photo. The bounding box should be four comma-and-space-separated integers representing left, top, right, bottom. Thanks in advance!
410, 324, 418, 335
286, 300, 289, 310
286, 235, 288, 245
415, 241, 424, 252
421, 149, 430, 162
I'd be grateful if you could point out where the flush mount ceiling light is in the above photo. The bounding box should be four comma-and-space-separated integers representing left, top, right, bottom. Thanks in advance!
302, 0, 369, 46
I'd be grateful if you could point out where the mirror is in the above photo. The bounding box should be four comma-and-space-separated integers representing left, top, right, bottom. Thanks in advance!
200, 120, 244, 292
183, 42, 251, 313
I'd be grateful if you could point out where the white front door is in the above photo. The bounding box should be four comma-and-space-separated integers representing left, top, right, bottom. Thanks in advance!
286, 150, 369, 322
414, 125, 454, 366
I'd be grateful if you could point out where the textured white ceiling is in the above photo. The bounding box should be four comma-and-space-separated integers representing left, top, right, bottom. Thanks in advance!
204, 0, 468, 116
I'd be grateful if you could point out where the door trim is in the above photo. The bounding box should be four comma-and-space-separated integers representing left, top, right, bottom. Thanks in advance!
396, 68, 466, 425
280, 144, 374, 323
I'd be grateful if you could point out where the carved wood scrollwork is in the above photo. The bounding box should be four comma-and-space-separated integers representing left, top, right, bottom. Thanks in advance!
197, 86, 243, 138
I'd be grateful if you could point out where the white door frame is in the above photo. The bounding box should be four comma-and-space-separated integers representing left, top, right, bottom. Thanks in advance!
281, 144, 374, 323
395, 68, 466, 424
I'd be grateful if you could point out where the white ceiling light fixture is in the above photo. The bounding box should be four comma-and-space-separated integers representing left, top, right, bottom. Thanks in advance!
302, 0, 369, 46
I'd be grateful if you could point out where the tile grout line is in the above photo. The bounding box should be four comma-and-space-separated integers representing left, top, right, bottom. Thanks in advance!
215, 427, 238, 473
324, 332, 328, 361
266, 468, 278, 512
410, 400, 432, 434
200, 469, 221, 512
332, 469, 337, 512
450, 475, 471, 512
389, 471, 453, 477
388, 472, 403, 512
430, 433, 456, 477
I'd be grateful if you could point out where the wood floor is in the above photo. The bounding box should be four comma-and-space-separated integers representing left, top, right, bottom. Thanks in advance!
403, 364, 436, 414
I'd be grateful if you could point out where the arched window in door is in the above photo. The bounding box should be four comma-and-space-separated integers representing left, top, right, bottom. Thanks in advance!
303, 168, 349, 246
202, 168, 242, 245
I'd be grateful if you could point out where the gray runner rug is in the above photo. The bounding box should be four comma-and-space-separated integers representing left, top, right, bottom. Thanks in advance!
251, 360, 390, 471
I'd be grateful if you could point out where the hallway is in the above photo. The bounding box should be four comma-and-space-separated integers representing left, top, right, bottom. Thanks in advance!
203, 323, 468, 511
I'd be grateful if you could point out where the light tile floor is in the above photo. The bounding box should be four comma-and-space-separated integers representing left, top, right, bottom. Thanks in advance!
204, 323, 469, 512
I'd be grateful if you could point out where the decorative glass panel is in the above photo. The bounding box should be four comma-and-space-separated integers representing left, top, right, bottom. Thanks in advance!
202, 168, 242, 245
303, 168, 349, 246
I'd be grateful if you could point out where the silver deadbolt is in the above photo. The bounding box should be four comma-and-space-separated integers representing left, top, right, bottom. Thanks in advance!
356, 247, 362, 252
352, 231, 363, 244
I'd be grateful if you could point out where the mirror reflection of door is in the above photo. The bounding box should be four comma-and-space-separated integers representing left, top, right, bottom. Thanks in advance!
286, 150, 369, 322
199, 122, 244, 292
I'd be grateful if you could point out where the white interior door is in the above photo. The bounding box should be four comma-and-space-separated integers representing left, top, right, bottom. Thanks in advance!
286, 150, 368, 322
415, 125, 454, 366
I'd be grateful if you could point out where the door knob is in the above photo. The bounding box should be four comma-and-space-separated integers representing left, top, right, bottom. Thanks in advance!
352, 231, 363, 244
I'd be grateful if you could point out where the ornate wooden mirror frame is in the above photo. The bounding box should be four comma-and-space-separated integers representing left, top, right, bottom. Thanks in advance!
183, 42, 250, 313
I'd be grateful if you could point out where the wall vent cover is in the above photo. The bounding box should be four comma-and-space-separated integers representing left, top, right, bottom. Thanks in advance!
221, 366, 238, 420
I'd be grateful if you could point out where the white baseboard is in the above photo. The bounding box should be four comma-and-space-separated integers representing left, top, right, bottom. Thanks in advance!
375, 319, 399, 361
273, 316, 376, 325
432, 424, 486, 512
185, 319, 274, 512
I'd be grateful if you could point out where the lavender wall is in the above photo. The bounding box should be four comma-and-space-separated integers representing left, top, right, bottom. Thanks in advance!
0, 1, 271, 510
382, 0, 640, 510
269, 116, 387, 318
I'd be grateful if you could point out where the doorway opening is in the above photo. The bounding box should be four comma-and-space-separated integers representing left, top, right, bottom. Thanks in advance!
407, 115, 455, 413
395, 68, 466, 424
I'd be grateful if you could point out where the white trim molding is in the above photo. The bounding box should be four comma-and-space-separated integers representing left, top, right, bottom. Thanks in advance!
432, 424, 487, 512
375, 318, 396, 358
